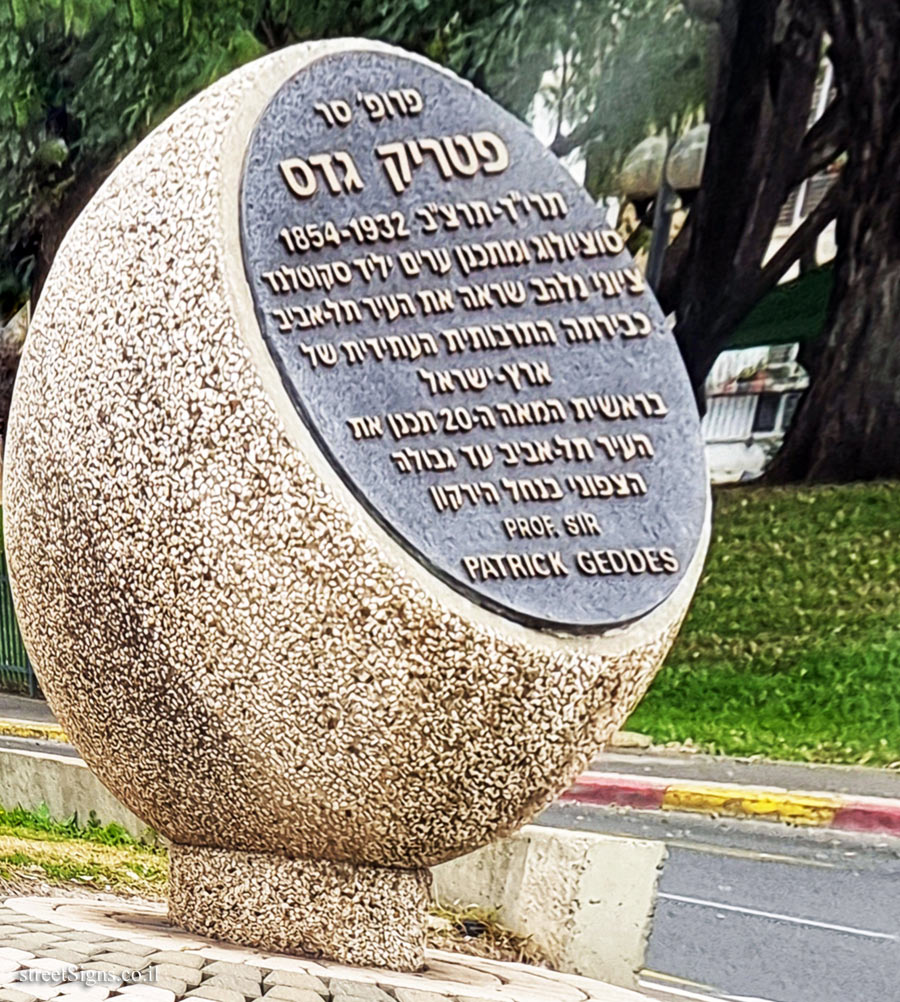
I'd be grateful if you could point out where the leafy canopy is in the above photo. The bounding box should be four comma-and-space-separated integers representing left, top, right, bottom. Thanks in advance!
0, 0, 705, 315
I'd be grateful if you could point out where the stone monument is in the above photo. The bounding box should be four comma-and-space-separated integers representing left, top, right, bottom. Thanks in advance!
3, 40, 709, 970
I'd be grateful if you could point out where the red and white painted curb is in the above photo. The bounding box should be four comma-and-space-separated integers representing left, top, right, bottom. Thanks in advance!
562, 770, 900, 837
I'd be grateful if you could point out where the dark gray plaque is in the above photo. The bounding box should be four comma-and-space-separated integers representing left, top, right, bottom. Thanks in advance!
240, 49, 707, 633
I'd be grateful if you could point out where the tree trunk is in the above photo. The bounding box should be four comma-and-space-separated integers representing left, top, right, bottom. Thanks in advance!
767, 0, 900, 481
671, 0, 824, 404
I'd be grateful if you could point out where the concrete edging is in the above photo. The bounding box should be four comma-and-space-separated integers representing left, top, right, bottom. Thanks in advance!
562, 770, 900, 836
431, 824, 666, 989
0, 745, 146, 838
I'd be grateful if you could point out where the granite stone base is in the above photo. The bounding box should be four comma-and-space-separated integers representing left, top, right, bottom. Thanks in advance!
168, 844, 431, 970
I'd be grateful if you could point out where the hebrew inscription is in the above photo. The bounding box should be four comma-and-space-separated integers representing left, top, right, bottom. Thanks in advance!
240, 51, 708, 631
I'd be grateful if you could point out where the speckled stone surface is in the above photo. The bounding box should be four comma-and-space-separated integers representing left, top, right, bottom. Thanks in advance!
0, 897, 652, 1002
168, 846, 430, 970
3, 40, 709, 966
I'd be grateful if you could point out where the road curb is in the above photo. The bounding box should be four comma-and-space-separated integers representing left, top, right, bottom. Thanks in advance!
562, 770, 900, 837
3, 716, 899, 840
0, 716, 68, 743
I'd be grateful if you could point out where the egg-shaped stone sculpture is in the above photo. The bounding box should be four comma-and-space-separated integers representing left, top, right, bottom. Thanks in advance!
3, 40, 709, 969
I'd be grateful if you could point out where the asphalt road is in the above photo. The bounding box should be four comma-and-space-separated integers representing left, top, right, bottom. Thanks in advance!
538, 802, 900, 1002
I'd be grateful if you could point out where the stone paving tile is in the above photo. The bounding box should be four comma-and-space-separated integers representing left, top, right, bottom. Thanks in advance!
93, 955, 153, 973
261, 973, 326, 993
150, 978, 188, 997
109, 945, 159, 959
203, 964, 260, 982
12, 984, 63, 1002
329, 983, 395, 1002
392, 991, 454, 1002
0, 927, 26, 937
0, 989, 39, 1002
456, 965, 584, 1002
115, 987, 177, 1002
4, 938, 60, 952
57, 986, 111, 1000
146, 955, 206, 971
259, 991, 328, 1002
50, 935, 120, 947
79, 962, 128, 975
0, 952, 34, 963
57, 988, 111, 1002
260, 987, 328, 1002
421, 964, 502, 989
184, 987, 248, 1002
153, 966, 203, 989
28, 950, 86, 966
201, 976, 263, 997
39, 943, 97, 959
21, 958, 73, 973
196, 950, 262, 964
244, 960, 330, 979
202, 975, 261, 992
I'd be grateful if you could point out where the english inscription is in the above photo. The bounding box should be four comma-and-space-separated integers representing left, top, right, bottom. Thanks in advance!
241, 51, 707, 631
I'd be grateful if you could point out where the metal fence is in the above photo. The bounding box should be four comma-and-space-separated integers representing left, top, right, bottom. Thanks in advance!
0, 509, 38, 696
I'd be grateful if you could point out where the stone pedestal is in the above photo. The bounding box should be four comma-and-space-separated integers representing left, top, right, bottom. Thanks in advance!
168, 845, 430, 970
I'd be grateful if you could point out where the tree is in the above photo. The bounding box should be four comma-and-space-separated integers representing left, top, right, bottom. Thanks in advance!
0, 0, 708, 440
0, 0, 270, 317
656, 0, 900, 482
767, 0, 900, 481
659, 1, 835, 394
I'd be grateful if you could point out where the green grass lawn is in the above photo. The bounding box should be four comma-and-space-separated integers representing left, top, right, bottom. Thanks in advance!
627, 481, 900, 766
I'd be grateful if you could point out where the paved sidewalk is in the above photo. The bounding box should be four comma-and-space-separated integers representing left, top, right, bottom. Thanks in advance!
0, 897, 646, 1002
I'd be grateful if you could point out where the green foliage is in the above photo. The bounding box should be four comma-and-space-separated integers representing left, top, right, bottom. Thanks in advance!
0, 800, 160, 848
0, 0, 266, 313
729, 265, 833, 349
0, 0, 707, 314
287, 0, 707, 192
536, 0, 707, 193
0, 803, 166, 892
628, 482, 900, 765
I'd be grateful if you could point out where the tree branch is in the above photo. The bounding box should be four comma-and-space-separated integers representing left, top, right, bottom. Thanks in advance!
550, 110, 604, 157
656, 214, 693, 312
792, 96, 848, 184
747, 179, 841, 307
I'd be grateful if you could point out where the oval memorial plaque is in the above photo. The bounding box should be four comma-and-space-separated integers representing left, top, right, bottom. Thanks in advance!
240, 50, 707, 632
